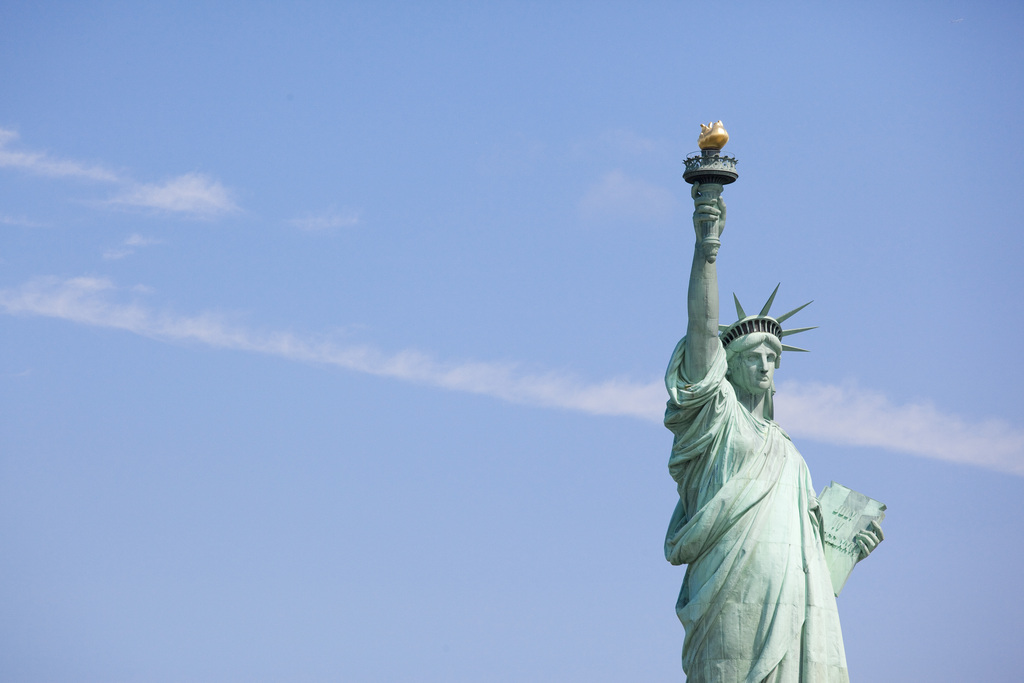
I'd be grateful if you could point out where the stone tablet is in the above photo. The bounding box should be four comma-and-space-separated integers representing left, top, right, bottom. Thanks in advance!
818, 481, 887, 596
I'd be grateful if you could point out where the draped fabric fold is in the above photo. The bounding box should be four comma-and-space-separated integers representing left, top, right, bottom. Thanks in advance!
664, 339, 849, 683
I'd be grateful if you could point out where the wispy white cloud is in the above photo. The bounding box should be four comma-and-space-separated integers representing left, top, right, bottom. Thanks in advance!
102, 249, 133, 261
102, 233, 165, 260
0, 127, 122, 182
125, 233, 163, 247
0, 128, 238, 217
774, 382, 1024, 475
1, 276, 1021, 475
0, 214, 47, 228
106, 173, 238, 217
579, 170, 677, 223
288, 209, 360, 232
0, 275, 661, 420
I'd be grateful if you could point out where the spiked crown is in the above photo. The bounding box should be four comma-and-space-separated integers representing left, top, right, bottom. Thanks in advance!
719, 284, 815, 353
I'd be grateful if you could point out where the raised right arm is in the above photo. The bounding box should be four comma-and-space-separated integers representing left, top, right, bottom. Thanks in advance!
683, 183, 724, 382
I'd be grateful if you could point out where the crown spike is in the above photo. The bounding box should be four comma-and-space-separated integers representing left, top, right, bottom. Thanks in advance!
719, 324, 730, 333
759, 283, 781, 317
733, 293, 746, 320
781, 344, 810, 353
775, 300, 813, 324
781, 326, 817, 337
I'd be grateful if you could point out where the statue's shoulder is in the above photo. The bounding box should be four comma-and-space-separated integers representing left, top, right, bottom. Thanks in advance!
769, 419, 793, 441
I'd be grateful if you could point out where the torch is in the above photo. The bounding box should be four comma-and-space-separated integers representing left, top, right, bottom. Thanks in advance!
683, 121, 738, 263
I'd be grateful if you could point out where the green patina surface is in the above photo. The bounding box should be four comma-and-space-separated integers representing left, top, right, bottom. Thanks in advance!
663, 167, 884, 682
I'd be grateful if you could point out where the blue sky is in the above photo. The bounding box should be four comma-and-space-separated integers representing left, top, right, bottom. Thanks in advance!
1, 2, 1022, 681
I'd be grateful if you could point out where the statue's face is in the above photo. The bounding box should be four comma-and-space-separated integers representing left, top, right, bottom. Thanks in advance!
728, 342, 777, 396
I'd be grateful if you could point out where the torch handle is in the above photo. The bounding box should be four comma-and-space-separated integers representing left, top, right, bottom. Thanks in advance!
693, 182, 724, 263
701, 220, 721, 263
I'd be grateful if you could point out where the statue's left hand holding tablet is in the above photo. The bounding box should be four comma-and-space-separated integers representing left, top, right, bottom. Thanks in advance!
854, 520, 884, 560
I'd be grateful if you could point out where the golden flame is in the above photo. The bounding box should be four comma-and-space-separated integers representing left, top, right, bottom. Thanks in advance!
698, 120, 729, 150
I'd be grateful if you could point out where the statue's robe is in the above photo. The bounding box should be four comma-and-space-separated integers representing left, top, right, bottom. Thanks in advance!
664, 339, 849, 683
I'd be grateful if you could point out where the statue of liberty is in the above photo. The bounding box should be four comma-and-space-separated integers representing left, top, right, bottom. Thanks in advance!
664, 124, 883, 682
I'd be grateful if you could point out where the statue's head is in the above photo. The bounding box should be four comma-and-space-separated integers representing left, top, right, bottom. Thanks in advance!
726, 332, 781, 397
719, 285, 815, 418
